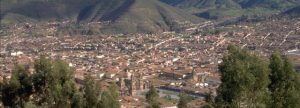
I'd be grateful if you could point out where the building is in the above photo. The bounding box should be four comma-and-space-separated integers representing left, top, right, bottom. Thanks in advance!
118, 71, 150, 96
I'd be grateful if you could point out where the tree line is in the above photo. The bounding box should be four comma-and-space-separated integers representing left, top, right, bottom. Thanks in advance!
204, 45, 300, 108
0, 56, 190, 108
0, 56, 120, 108
145, 85, 190, 108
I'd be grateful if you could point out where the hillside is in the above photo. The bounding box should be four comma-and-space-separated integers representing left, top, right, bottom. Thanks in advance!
236, 0, 300, 9
0, 0, 202, 34
283, 6, 300, 17
78, 0, 202, 34
160, 0, 300, 19
0, 0, 99, 22
160, 0, 241, 9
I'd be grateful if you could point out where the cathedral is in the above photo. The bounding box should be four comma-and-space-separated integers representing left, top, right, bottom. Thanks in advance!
118, 70, 150, 96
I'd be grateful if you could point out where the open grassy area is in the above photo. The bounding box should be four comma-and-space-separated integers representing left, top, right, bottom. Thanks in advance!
163, 95, 178, 104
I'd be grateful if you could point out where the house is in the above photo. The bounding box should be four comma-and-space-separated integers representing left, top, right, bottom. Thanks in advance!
105, 67, 120, 79
98, 72, 105, 79
105, 72, 116, 79
159, 67, 192, 80
10, 51, 24, 56
160, 71, 188, 80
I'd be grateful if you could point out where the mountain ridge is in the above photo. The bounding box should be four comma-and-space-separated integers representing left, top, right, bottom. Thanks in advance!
160, 0, 300, 19
282, 6, 300, 17
0, 0, 202, 34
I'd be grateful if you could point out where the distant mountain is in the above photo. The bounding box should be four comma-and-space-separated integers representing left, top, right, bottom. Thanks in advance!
236, 0, 300, 9
0, 0, 99, 22
78, 0, 202, 34
0, 0, 202, 34
161, 0, 300, 10
160, 0, 241, 9
160, 0, 300, 19
282, 6, 300, 17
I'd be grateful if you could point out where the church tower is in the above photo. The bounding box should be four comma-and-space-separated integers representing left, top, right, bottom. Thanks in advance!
192, 67, 199, 82
130, 73, 137, 96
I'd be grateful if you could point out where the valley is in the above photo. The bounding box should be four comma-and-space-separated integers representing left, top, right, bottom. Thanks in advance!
1, 16, 300, 107
1, 0, 300, 107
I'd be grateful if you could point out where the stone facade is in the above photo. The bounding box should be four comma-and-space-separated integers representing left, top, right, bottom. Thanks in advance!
118, 71, 150, 96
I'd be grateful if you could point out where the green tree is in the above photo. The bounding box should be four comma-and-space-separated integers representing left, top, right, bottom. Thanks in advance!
32, 56, 52, 105
177, 92, 188, 108
1, 68, 22, 107
24, 101, 38, 108
150, 102, 161, 108
83, 75, 101, 108
282, 56, 300, 108
269, 52, 285, 108
146, 86, 160, 108
269, 52, 300, 108
71, 92, 86, 108
108, 82, 119, 99
15, 65, 33, 106
216, 45, 270, 108
98, 91, 114, 108
97, 82, 120, 108
1, 57, 106, 107
107, 82, 120, 108
1, 65, 33, 107
202, 92, 215, 108
47, 59, 76, 107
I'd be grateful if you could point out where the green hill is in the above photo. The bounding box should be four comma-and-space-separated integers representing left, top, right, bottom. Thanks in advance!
78, 0, 202, 34
282, 6, 300, 17
161, 0, 241, 9
236, 0, 300, 9
160, 0, 300, 19
0, 0, 99, 22
0, 0, 202, 34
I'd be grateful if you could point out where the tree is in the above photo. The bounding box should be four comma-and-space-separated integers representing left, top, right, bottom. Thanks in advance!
269, 52, 285, 108
269, 52, 300, 108
98, 91, 114, 108
83, 75, 101, 108
1, 68, 21, 107
216, 45, 270, 108
202, 92, 215, 108
0, 80, 2, 104
177, 92, 188, 108
146, 86, 160, 108
32, 56, 52, 105
14, 56, 122, 107
282, 56, 300, 108
1, 65, 33, 107
107, 82, 120, 108
98, 83, 120, 108
150, 102, 161, 108
71, 92, 85, 108
146, 86, 159, 103
1, 56, 80, 107
24, 101, 38, 108
1, 57, 116, 108
108, 82, 119, 99
47, 59, 76, 107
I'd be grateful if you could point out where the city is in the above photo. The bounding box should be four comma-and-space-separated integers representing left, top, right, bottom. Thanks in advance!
1, 17, 300, 107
